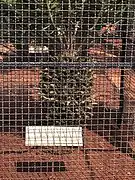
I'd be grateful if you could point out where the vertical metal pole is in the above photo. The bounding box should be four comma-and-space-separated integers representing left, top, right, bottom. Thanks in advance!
117, 9, 128, 128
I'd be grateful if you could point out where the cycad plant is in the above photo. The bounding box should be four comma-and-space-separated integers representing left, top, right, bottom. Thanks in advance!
0, 0, 128, 127
39, 0, 129, 126
40, 0, 94, 126
0, 0, 95, 126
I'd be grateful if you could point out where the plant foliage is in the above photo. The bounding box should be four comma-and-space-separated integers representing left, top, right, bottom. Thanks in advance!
0, 0, 130, 126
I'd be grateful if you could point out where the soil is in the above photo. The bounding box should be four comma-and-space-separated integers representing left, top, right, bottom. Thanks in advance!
93, 72, 120, 109
0, 68, 41, 100
0, 148, 91, 180
0, 129, 135, 179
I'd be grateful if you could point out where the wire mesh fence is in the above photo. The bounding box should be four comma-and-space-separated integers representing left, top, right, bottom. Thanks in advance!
0, 0, 135, 179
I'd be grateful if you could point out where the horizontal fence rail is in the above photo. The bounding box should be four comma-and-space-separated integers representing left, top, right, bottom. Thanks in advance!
0, 62, 133, 68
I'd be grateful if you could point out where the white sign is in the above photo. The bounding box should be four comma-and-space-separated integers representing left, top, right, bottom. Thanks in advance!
25, 126, 83, 147
29, 46, 49, 53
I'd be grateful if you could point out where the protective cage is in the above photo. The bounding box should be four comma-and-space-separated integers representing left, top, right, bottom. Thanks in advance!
0, 0, 135, 180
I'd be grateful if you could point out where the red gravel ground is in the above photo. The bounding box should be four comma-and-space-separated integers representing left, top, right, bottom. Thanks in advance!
84, 129, 135, 180
0, 150, 91, 180
0, 133, 91, 180
0, 68, 41, 101
86, 151, 135, 180
0, 129, 135, 179
93, 72, 120, 109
